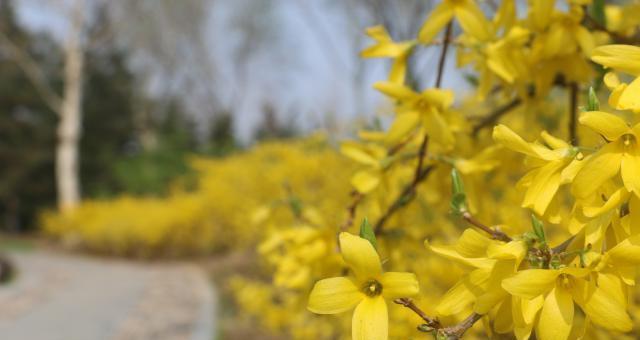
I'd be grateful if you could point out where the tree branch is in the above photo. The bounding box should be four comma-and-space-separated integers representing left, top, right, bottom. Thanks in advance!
340, 190, 364, 231
462, 211, 512, 242
394, 298, 482, 339
0, 30, 62, 113
568, 82, 579, 144
471, 97, 522, 136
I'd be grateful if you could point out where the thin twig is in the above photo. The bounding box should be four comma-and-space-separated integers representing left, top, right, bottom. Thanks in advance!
462, 211, 512, 242
374, 165, 434, 234
340, 190, 364, 231
394, 298, 441, 329
0, 31, 62, 113
583, 14, 638, 44
395, 298, 482, 339
441, 313, 483, 339
435, 21, 453, 88
471, 97, 522, 135
568, 82, 579, 144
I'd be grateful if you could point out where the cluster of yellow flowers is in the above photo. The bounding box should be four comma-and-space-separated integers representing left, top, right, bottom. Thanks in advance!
42, 136, 353, 257
296, 1, 640, 339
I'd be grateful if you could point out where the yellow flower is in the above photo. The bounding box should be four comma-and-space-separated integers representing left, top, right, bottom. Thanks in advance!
591, 44, 640, 113
374, 81, 455, 147
340, 141, 388, 193
308, 232, 419, 340
493, 125, 583, 216
572, 111, 640, 198
418, 0, 492, 43
502, 265, 632, 340
361, 25, 416, 84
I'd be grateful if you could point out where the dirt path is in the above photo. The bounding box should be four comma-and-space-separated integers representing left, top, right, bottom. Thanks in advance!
0, 249, 216, 340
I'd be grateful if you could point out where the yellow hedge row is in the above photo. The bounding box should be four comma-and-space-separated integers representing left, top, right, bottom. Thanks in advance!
42, 135, 355, 257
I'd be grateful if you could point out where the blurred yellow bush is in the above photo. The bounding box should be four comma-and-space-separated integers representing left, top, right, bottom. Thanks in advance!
42, 135, 355, 257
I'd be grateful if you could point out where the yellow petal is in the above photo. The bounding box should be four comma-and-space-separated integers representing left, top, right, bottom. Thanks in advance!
341, 142, 379, 166
455, 228, 492, 258
373, 81, 416, 100
494, 298, 514, 334
621, 150, 640, 196
379, 272, 419, 299
522, 160, 564, 215
591, 44, 640, 75
454, 0, 491, 42
385, 113, 420, 145
487, 240, 527, 262
582, 187, 631, 217
608, 234, 640, 265
352, 296, 388, 340
579, 111, 630, 141
582, 274, 633, 332
418, 1, 455, 43
388, 55, 409, 84
339, 232, 382, 281
308, 277, 364, 314
572, 142, 623, 198
492, 124, 558, 160
536, 286, 573, 340
425, 240, 495, 269
502, 269, 559, 299
436, 269, 491, 315
351, 170, 381, 194
540, 130, 570, 150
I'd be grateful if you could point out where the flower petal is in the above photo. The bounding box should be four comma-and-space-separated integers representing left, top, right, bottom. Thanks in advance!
492, 124, 558, 160
308, 277, 364, 314
522, 160, 564, 215
572, 142, 623, 198
579, 111, 629, 141
436, 269, 491, 315
591, 44, 640, 75
339, 232, 382, 281
352, 296, 388, 340
351, 170, 381, 194
616, 76, 640, 112
536, 286, 574, 340
385, 112, 420, 145
582, 274, 633, 332
621, 149, 640, 196
502, 269, 559, 299
418, 1, 455, 43
379, 272, 419, 299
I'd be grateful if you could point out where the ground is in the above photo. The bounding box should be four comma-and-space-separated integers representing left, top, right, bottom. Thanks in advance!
0, 245, 216, 340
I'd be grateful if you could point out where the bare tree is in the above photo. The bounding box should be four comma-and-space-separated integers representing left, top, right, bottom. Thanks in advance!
0, 0, 87, 211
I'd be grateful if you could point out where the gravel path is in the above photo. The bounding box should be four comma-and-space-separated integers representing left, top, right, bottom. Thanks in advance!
0, 249, 216, 340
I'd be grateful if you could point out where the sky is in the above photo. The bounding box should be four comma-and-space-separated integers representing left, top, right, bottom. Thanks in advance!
13, 0, 468, 142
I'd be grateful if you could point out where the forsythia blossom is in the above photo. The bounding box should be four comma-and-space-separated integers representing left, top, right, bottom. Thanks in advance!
307, 232, 419, 340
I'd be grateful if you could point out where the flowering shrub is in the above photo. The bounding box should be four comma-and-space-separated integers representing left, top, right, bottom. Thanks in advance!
42, 136, 354, 257
232, 1, 640, 339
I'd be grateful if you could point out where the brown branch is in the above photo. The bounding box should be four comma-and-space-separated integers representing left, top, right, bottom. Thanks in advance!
0, 31, 62, 113
374, 138, 433, 235
395, 298, 482, 339
462, 211, 512, 242
471, 97, 522, 136
435, 21, 453, 88
340, 190, 364, 231
394, 298, 441, 329
568, 82, 579, 144
440, 313, 483, 339
583, 14, 638, 44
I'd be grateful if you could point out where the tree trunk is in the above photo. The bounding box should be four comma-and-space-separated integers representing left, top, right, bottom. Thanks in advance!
56, 0, 85, 211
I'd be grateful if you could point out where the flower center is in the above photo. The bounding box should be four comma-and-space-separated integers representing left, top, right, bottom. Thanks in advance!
362, 280, 383, 297
622, 133, 636, 148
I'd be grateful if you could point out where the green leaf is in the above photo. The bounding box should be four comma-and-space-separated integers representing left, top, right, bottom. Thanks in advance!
289, 196, 303, 217
587, 87, 599, 111
531, 214, 547, 246
450, 169, 467, 215
359, 218, 378, 249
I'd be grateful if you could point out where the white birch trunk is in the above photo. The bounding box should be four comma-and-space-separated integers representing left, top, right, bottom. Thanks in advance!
56, 0, 85, 211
